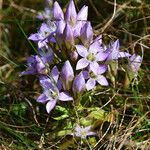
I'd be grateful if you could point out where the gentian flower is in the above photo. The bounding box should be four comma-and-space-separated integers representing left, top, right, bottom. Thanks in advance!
128, 54, 142, 77
80, 22, 93, 47
106, 39, 131, 62
60, 60, 74, 90
21, 55, 47, 75
76, 41, 108, 70
37, 7, 52, 20
83, 63, 108, 91
52, 1, 64, 20
37, 66, 73, 113
28, 22, 56, 48
72, 72, 85, 97
53, 0, 88, 38
72, 124, 96, 139
63, 23, 75, 48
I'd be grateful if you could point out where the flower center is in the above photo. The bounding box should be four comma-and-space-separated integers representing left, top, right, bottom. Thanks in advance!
89, 72, 97, 79
87, 53, 95, 62
51, 91, 58, 99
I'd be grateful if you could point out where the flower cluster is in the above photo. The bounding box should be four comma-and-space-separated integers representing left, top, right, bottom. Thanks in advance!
22, 0, 142, 139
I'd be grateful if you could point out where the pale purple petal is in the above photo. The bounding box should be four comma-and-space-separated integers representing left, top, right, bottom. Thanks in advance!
59, 92, 73, 101
129, 54, 142, 73
107, 39, 120, 60
72, 72, 85, 94
96, 51, 108, 61
97, 65, 107, 74
56, 20, 66, 35
94, 35, 102, 45
86, 78, 96, 91
39, 76, 53, 90
80, 22, 93, 46
75, 45, 88, 57
89, 61, 100, 75
77, 5, 88, 21
46, 100, 57, 113
87, 131, 97, 136
65, 0, 77, 24
82, 71, 89, 79
89, 41, 101, 54
96, 75, 108, 86
53, 1, 64, 20
76, 58, 89, 70
61, 60, 74, 90
63, 23, 74, 46
73, 21, 85, 37
118, 52, 131, 58
38, 40, 47, 48
37, 93, 47, 103
39, 23, 50, 32
28, 33, 42, 41
51, 66, 59, 83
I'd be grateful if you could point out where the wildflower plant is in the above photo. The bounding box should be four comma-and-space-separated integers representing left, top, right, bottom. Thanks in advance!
22, 0, 142, 147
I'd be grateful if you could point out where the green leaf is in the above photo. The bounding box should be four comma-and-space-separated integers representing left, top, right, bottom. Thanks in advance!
53, 114, 69, 120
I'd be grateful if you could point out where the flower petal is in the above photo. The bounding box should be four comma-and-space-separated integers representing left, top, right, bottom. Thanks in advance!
118, 52, 131, 58
59, 92, 73, 101
53, 1, 64, 20
37, 93, 48, 103
72, 72, 86, 94
28, 33, 42, 41
86, 78, 96, 91
89, 62, 100, 75
76, 58, 89, 70
77, 5, 88, 21
65, 0, 77, 24
75, 45, 88, 57
61, 60, 74, 90
96, 51, 108, 61
51, 66, 59, 83
89, 41, 101, 54
46, 100, 57, 113
39, 75, 53, 90
82, 70, 89, 79
80, 22, 93, 46
97, 65, 107, 74
97, 75, 108, 86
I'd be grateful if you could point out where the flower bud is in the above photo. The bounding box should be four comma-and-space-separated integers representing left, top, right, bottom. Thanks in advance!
65, 0, 77, 26
72, 72, 85, 97
80, 22, 93, 47
63, 23, 74, 49
52, 1, 64, 20
61, 60, 74, 90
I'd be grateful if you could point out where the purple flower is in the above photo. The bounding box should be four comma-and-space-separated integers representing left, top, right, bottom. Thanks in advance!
65, 0, 77, 26
52, 1, 64, 20
75, 41, 108, 70
72, 124, 96, 139
37, 8, 52, 20
128, 54, 142, 77
28, 22, 56, 48
72, 72, 85, 96
52, 0, 88, 38
106, 39, 131, 61
63, 23, 75, 48
60, 60, 74, 90
80, 22, 93, 47
21, 55, 47, 75
83, 63, 108, 91
37, 66, 73, 113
